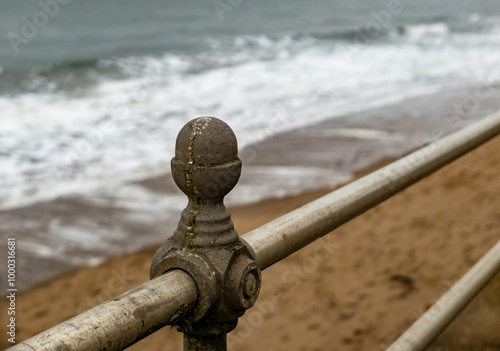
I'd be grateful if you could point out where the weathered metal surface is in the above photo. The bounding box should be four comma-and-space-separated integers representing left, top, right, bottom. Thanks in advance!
242, 110, 500, 269
386, 240, 500, 351
184, 333, 227, 351
8, 269, 197, 351
151, 117, 261, 348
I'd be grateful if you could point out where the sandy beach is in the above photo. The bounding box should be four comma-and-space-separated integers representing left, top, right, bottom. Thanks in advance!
2, 131, 499, 350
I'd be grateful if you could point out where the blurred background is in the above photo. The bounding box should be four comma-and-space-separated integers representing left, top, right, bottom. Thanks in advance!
2, 1, 500, 350
1, 0, 500, 289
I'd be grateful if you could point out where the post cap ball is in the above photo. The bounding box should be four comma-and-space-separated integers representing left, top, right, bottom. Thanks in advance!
175, 117, 238, 165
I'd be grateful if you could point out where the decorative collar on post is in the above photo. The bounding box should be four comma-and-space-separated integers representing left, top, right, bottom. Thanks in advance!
151, 117, 261, 350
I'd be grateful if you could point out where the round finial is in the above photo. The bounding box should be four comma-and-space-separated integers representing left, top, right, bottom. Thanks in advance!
171, 117, 241, 200
175, 117, 238, 165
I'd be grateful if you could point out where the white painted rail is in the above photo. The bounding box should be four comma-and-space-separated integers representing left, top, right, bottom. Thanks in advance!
243, 110, 500, 269
9, 270, 198, 351
386, 240, 500, 351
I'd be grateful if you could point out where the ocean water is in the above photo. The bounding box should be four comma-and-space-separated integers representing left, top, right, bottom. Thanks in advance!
1, 0, 500, 209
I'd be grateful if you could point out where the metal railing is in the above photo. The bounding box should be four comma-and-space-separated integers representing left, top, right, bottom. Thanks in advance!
8, 110, 500, 351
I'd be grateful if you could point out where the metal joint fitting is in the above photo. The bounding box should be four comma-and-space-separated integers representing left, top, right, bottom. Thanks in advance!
150, 117, 261, 347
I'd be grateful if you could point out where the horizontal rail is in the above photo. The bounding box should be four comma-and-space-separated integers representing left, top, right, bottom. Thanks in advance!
10, 110, 500, 350
9, 270, 197, 351
386, 240, 500, 351
242, 110, 500, 269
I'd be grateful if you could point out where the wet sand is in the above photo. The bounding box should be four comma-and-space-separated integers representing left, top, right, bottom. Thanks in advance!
1, 133, 499, 350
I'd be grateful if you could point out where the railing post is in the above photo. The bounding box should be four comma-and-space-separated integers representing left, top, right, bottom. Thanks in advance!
150, 117, 261, 350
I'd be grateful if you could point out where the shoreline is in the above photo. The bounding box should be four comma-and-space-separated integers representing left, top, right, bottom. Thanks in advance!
2, 134, 500, 350
11, 157, 397, 297
2, 84, 500, 292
